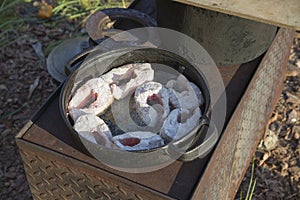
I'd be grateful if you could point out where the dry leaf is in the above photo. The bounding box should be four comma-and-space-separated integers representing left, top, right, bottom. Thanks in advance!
30, 39, 45, 60
37, 1, 53, 19
28, 77, 40, 100
259, 152, 271, 166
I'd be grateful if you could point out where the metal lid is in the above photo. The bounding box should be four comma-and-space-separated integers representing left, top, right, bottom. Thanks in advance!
46, 36, 89, 82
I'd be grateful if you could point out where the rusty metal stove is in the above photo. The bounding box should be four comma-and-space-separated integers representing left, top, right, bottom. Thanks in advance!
16, 1, 295, 199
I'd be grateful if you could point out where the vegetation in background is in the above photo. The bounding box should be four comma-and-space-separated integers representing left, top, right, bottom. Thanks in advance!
0, 0, 28, 47
0, 0, 131, 47
52, 0, 128, 21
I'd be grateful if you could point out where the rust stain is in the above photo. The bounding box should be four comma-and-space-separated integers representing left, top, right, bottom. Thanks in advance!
192, 28, 295, 200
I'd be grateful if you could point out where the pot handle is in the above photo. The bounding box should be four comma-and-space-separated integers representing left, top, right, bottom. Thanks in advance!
86, 8, 157, 42
64, 47, 104, 76
169, 120, 219, 162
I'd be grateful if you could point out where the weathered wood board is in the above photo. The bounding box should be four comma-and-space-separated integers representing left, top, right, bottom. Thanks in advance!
173, 0, 300, 30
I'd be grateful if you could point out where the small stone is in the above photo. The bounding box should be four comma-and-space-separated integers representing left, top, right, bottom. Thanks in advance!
286, 109, 298, 124
263, 130, 278, 151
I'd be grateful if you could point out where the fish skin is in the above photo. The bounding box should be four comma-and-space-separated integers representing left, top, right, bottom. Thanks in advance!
113, 131, 164, 151
68, 108, 87, 122
68, 66, 205, 151
134, 81, 170, 130
159, 107, 202, 142
167, 74, 203, 111
73, 114, 113, 148
101, 64, 133, 84
68, 77, 114, 120
101, 63, 154, 100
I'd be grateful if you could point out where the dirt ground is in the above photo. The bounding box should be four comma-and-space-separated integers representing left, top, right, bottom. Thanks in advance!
0, 3, 300, 200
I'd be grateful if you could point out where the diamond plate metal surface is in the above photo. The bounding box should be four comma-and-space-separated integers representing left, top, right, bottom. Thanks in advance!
19, 150, 145, 200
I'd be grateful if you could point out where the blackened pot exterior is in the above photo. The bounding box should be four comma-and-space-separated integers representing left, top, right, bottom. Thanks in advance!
59, 47, 217, 170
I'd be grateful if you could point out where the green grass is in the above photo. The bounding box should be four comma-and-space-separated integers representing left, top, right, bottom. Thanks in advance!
47, 0, 131, 52
240, 159, 257, 200
0, 0, 22, 13
52, 0, 129, 22
0, 0, 25, 47
0, 0, 131, 47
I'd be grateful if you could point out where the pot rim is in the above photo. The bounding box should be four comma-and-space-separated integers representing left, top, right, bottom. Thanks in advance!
59, 47, 213, 159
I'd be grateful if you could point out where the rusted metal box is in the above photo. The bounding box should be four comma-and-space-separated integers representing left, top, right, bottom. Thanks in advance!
16, 28, 294, 200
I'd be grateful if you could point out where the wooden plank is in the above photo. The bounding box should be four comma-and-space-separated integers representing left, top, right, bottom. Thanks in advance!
173, 0, 300, 30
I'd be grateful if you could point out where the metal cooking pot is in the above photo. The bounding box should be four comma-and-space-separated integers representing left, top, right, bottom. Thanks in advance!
156, 0, 277, 66
59, 47, 219, 172
86, 8, 157, 46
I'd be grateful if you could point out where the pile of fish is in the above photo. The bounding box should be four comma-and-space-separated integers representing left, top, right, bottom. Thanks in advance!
68, 63, 204, 151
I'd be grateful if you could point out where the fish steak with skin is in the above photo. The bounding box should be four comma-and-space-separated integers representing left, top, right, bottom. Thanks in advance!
160, 107, 202, 142
73, 114, 113, 148
134, 81, 170, 130
160, 74, 204, 142
67, 63, 205, 151
101, 63, 154, 100
68, 77, 114, 121
167, 74, 204, 111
